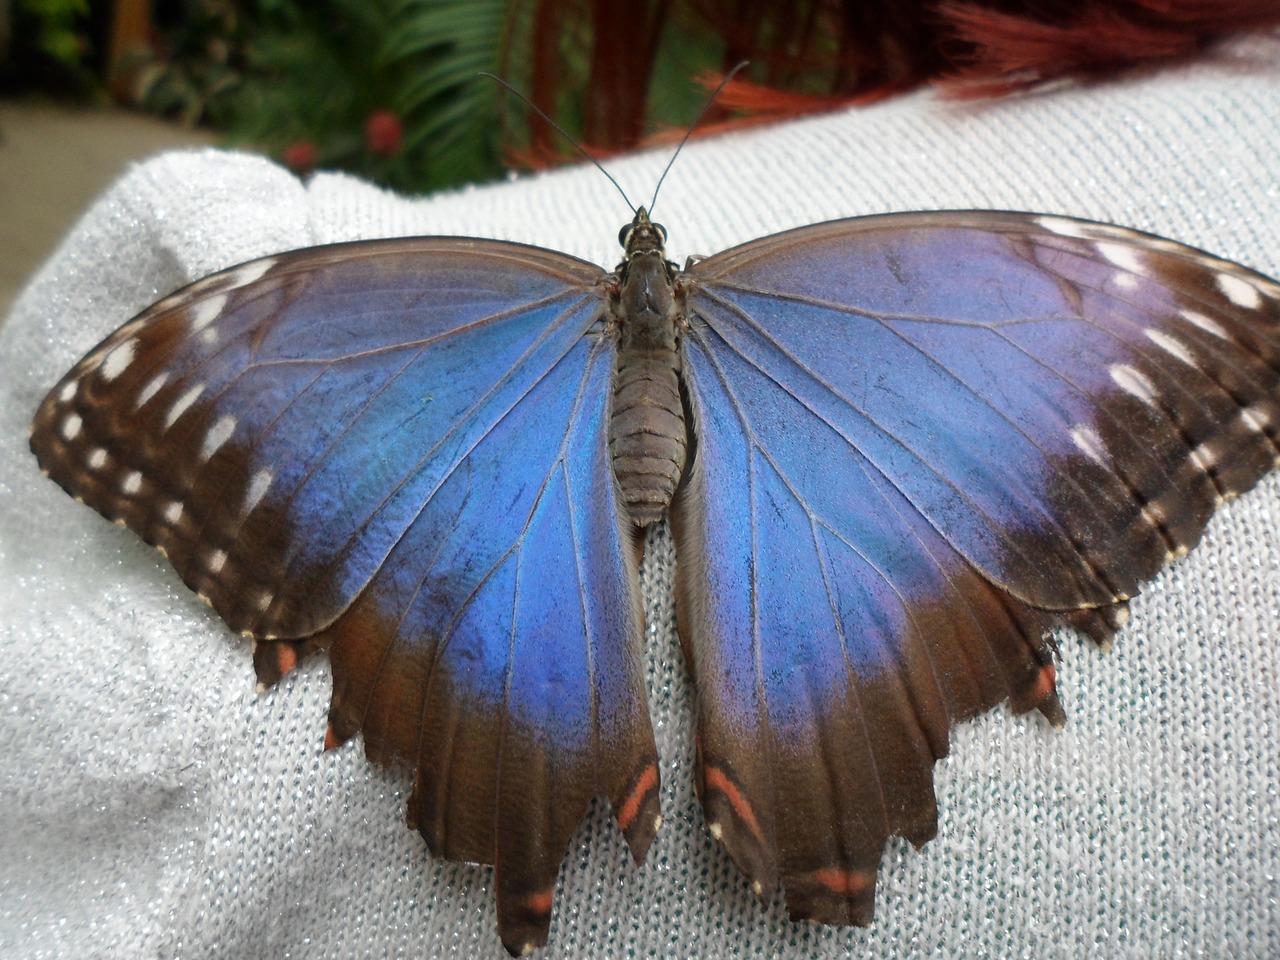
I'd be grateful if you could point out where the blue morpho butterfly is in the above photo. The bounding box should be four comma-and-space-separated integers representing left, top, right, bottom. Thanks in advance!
28, 148, 1280, 954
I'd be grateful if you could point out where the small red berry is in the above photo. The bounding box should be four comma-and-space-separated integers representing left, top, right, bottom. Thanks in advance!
282, 140, 319, 173
365, 110, 404, 156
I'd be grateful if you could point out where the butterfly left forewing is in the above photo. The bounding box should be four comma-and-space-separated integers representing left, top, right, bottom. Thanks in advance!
30, 238, 661, 955
33, 239, 613, 636
675, 211, 1279, 922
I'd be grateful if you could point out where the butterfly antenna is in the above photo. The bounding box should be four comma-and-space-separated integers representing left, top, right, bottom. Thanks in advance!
479, 72, 637, 214
647, 60, 749, 218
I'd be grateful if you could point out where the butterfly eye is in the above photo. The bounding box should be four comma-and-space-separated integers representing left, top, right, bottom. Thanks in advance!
653, 223, 668, 244
618, 225, 632, 248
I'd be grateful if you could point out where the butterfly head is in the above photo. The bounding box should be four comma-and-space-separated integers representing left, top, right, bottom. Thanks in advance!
619, 207, 668, 259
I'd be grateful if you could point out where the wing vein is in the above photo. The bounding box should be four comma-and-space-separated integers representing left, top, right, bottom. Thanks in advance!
412, 335, 610, 772
275, 294, 602, 622
689, 294, 1081, 601
561, 447, 601, 785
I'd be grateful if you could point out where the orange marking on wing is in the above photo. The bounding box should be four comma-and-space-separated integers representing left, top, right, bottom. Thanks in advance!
276, 644, 299, 676
1034, 663, 1057, 703
705, 766, 762, 840
523, 888, 554, 916
617, 762, 659, 832
812, 867, 875, 897
323, 725, 339, 751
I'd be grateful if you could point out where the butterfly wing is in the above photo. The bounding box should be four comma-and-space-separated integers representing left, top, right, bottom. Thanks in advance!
674, 212, 1280, 922
29, 238, 660, 954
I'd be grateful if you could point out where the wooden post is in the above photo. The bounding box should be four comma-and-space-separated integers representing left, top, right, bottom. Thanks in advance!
107, 0, 154, 100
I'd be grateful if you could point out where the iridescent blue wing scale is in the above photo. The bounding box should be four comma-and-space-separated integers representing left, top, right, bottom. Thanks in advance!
675, 211, 1280, 923
29, 239, 660, 955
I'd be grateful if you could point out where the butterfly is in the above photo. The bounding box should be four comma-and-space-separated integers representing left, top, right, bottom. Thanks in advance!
29, 203, 1280, 955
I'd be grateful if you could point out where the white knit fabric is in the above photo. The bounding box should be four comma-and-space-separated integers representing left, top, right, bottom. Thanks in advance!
2, 42, 1279, 960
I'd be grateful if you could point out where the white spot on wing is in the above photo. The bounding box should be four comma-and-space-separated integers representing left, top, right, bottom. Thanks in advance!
1145, 328, 1196, 365
200, 415, 237, 461
228, 258, 276, 289
164, 501, 183, 524
1070, 424, 1108, 465
100, 338, 137, 382
58, 381, 78, 403
1097, 242, 1145, 274
1190, 442, 1217, 471
1217, 272, 1262, 309
164, 384, 205, 428
1110, 364, 1158, 405
1180, 309, 1230, 339
122, 471, 142, 495
88, 448, 107, 470
60, 414, 82, 441
1113, 272, 1138, 291
244, 469, 273, 513
208, 549, 227, 574
137, 372, 169, 408
1241, 405, 1270, 433
256, 590, 274, 612
191, 294, 227, 333
1036, 216, 1090, 239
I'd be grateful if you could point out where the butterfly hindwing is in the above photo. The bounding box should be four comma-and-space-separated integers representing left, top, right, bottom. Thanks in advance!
30, 238, 661, 955
675, 321, 1064, 920
674, 211, 1280, 921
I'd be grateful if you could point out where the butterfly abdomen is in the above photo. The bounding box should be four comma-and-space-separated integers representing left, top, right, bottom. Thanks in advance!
610, 348, 687, 526
609, 249, 689, 526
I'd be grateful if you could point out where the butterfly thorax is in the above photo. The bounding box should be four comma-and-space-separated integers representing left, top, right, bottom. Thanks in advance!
608, 208, 689, 527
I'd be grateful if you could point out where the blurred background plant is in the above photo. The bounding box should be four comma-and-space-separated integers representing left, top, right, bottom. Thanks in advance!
1, 0, 100, 96
4, 0, 1278, 195
129, 0, 734, 194
217, 0, 512, 193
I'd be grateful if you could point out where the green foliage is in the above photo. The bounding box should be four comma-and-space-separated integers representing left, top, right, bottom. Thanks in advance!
377, 0, 508, 187
25, 0, 90, 65
125, 0, 730, 195
1, 0, 96, 94
219, 0, 509, 193
131, 0, 248, 127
